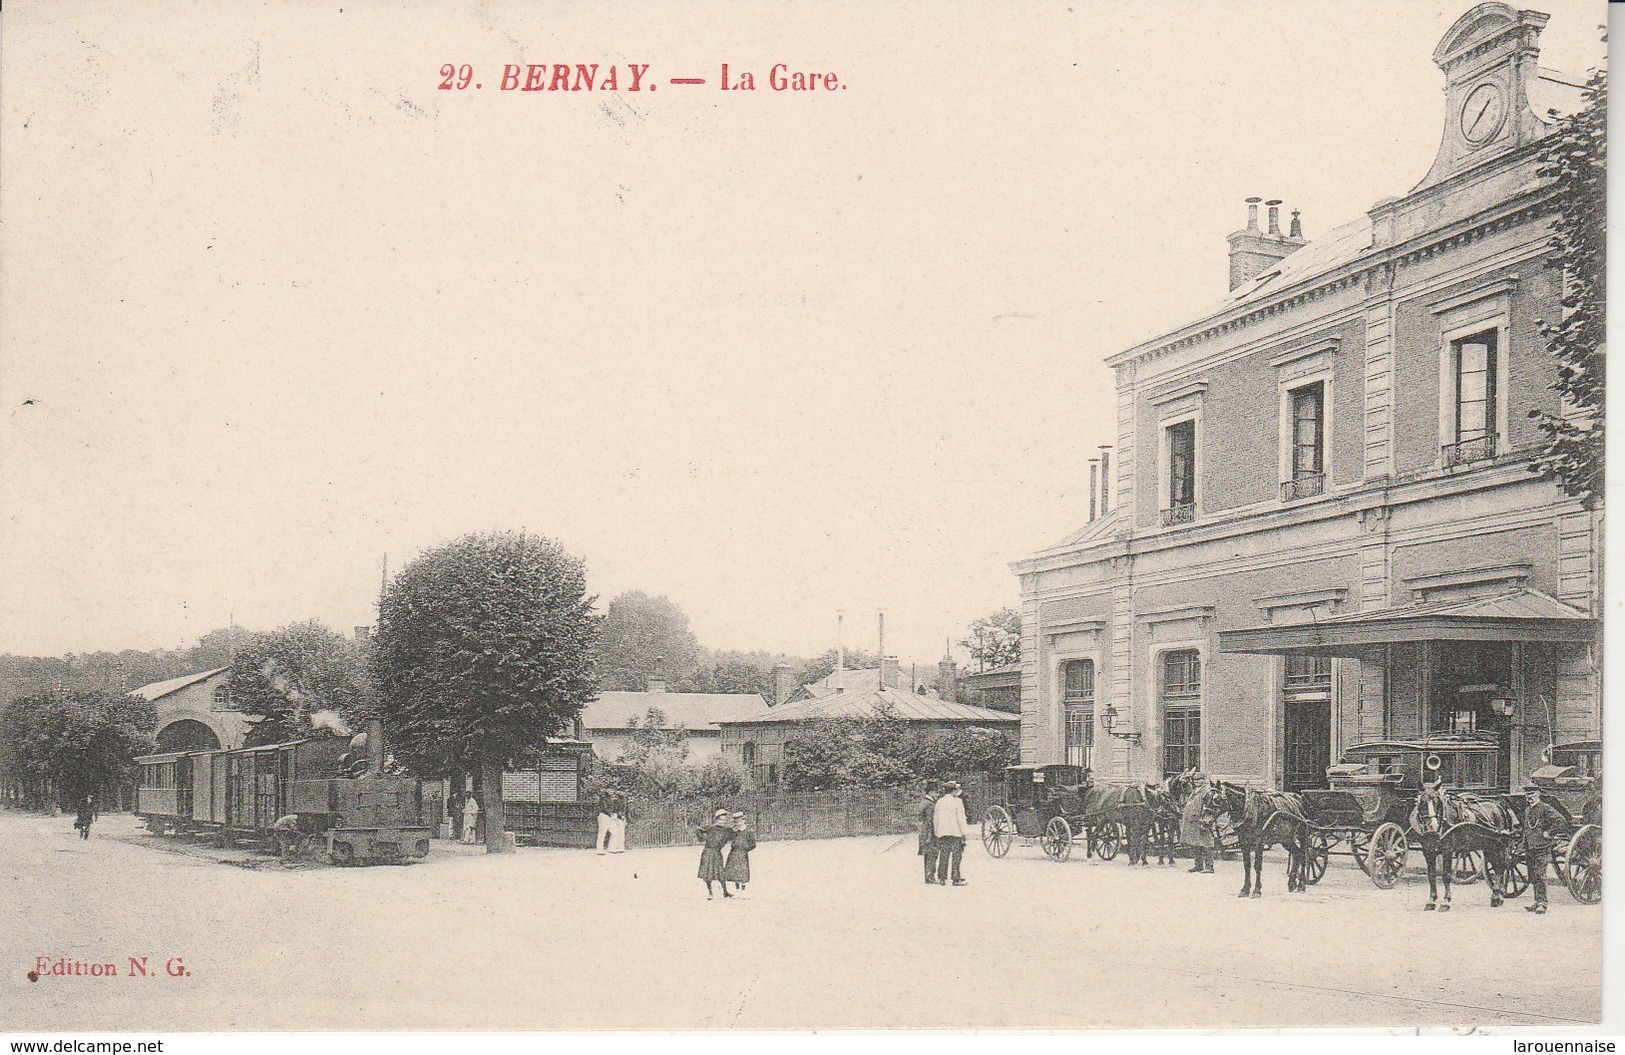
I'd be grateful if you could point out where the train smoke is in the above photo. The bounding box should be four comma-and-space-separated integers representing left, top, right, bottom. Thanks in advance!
310, 710, 352, 737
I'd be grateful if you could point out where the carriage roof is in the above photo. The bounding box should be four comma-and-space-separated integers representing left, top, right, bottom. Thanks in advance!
1341, 737, 1500, 757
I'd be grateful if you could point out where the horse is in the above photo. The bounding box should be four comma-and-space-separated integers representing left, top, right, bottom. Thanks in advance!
1204, 781, 1310, 897
1054, 775, 1160, 866
1410, 782, 1515, 912
1143, 769, 1203, 866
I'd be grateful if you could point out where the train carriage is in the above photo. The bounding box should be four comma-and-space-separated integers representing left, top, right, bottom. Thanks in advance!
136, 735, 430, 865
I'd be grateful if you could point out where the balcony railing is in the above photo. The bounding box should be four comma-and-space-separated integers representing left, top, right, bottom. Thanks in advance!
1442, 434, 1497, 468
1161, 502, 1196, 527
1280, 472, 1325, 502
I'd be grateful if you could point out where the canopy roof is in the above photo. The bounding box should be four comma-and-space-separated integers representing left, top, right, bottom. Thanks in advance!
1218, 589, 1595, 657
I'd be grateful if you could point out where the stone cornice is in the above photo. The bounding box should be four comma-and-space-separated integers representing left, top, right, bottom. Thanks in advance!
1139, 604, 1216, 626
1266, 336, 1341, 369
1429, 274, 1520, 315
1255, 587, 1350, 612
1402, 561, 1532, 595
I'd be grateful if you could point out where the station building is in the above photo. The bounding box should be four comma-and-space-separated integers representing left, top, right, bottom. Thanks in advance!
1011, 4, 1601, 792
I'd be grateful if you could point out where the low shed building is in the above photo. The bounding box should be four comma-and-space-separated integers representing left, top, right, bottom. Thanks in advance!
718, 687, 1019, 787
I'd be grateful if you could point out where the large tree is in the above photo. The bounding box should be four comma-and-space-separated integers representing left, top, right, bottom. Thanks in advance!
227, 620, 373, 746
372, 531, 599, 853
1529, 58, 1606, 507
959, 607, 1022, 671
592, 591, 701, 691
0, 690, 156, 809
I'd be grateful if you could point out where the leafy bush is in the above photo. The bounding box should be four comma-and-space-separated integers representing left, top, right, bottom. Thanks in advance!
782, 706, 1014, 791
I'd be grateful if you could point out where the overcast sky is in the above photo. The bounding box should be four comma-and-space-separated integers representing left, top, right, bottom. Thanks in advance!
0, 0, 1606, 668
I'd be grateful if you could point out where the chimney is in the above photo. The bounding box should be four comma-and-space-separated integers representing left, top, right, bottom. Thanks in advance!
877, 611, 886, 676
936, 651, 959, 703
646, 676, 667, 694
1088, 458, 1100, 521
353, 626, 371, 648
367, 719, 384, 776
770, 663, 797, 706
1227, 195, 1298, 291
879, 656, 900, 690
1098, 446, 1112, 514
1289, 209, 1303, 240
836, 611, 846, 690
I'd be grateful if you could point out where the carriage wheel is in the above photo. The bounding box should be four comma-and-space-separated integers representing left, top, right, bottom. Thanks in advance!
1367, 823, 1408, 889
981, 806, 1014, 859
1451, 848, 1484, 885
1095, 823, 1123, 861
1351, 830, 1373, 875
1042, 817, 1074, 862
1566, 825, 1601, 905
1500, 843, 1530, 898
1304, 829, 1329, 885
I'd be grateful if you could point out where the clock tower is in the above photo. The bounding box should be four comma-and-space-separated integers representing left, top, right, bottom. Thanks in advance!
1414, 3, 1556, 190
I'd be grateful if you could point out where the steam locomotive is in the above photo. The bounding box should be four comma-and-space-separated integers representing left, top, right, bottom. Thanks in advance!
135, 731, 432, 864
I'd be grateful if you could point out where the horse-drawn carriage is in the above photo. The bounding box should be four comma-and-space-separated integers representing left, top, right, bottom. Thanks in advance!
980, 764, 1171, 864
980, 764, 1099, 861
1300, 736, 1601, 904
1297, 736, 1503, 889
1526, 740, 1602, 905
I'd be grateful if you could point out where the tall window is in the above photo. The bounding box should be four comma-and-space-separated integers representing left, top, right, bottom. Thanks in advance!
1062, 659, 1095, 770
1447, 330, 1498, 464
1283, 383, 1325, 499
1161, 649, 1201, 777
1164, 419, 1197, 524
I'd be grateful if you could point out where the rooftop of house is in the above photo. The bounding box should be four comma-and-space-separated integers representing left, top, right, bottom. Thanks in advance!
958, 662, 1021, 688
797, 666, 939, 699
582, 690, 771, 733
722, 685, 1018, 726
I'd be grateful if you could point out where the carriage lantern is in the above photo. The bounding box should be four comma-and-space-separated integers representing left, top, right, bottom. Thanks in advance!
1099, 703, 1140, 744
1487, 688, 1518, 718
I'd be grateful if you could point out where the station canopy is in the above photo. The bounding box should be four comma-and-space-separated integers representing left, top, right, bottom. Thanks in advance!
1217, 589, 1595, 657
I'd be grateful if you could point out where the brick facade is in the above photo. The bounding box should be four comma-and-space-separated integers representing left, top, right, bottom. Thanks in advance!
1013, 4, 1601, 791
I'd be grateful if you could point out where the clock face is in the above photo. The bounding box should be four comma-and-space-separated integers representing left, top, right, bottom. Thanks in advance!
1460, 82, 1507, 145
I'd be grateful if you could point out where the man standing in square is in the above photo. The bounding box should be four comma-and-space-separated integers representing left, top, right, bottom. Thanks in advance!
933, 781, 969, 887
917, 780, 941, 884
1522, 786, 1565, 914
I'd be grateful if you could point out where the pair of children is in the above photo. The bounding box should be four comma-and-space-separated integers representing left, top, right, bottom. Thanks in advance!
696, 809, 756, 899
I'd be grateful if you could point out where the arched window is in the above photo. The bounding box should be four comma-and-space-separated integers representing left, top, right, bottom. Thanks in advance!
1062, 659, 1095, 770
1161, 650, 1201, 777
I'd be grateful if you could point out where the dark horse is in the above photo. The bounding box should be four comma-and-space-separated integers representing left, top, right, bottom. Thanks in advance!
1143, 769, 1204, 866
1204, 782, 1310, 897
1410, 783, 1514, 912
1055, 775, 1159, 866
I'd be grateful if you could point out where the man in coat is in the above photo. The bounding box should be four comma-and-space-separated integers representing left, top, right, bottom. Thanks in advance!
932, 781, 969, 886
1522, 786, 1565, 914
917, 780, 941, 884
1179, 770, 1215, 874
